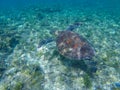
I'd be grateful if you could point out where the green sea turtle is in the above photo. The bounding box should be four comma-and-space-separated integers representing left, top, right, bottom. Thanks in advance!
38, 22, 95, 60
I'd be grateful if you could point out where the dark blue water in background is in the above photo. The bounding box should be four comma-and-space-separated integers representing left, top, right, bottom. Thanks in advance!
0, 0, 120, 20
0, 0, 120, 13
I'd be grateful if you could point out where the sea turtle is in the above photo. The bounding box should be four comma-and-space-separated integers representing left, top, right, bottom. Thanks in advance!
38, 22, 95, 60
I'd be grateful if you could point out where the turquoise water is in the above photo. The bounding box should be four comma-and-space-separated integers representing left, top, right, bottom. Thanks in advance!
0, 0, 120, 90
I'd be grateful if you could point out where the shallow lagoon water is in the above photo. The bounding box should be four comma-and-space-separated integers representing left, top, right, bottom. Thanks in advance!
0, 0, 120, 90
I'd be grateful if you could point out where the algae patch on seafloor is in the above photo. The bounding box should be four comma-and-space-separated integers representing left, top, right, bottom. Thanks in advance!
0, 64, 45, 90
83, 73, 92, 88
0, 30, 21, 56
14, 82, 23, 90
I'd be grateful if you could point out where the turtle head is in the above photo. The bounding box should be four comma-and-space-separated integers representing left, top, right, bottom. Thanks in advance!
66, 22, 82, 31
50, 30, 61, 36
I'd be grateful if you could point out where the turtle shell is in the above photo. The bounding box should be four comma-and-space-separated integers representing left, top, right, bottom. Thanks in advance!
56, 31, 95, 60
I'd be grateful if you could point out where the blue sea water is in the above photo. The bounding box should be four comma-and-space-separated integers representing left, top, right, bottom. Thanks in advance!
0, 0, 120, 90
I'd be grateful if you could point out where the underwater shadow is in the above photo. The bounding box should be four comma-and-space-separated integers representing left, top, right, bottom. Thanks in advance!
47, 49, 97, 77
59, 55, 97, 77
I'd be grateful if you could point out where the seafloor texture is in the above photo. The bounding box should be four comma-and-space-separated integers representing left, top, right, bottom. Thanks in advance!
0, 6, 120, 90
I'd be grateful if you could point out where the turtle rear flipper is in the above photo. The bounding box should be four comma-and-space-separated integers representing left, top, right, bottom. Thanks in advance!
38, 38, 54, 48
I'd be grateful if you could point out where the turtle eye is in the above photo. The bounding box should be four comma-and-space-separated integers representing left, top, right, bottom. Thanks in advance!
83, 56, 92, 60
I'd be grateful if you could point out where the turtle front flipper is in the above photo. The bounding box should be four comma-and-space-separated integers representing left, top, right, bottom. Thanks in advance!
38, 38, 54, 48
66, 22, 82, 31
